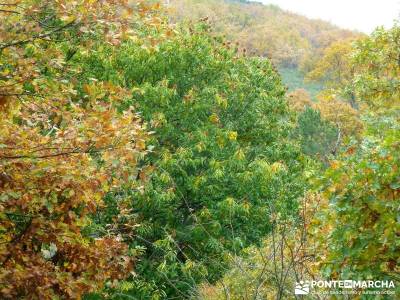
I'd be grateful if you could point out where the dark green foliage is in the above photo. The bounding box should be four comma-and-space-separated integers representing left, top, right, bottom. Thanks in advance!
294, 107, 339, 159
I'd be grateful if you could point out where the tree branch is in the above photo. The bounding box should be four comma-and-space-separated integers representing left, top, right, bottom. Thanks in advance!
0, 8, 19, 13
0, 21, 77, 50
331, 126, 342, 156
0, 145, 116, 160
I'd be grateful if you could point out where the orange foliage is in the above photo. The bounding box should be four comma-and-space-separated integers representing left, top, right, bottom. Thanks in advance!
287, 88, 363, 140
287, 88, 313, 112
315, 94, 364, 138
0, 1, 152, 298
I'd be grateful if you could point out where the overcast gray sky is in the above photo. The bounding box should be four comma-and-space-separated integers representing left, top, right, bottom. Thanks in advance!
257, 0, 400, 33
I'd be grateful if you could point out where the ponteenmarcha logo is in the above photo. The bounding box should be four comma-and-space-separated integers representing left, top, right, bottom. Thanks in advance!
294, 280, 396, 296
295, 281, 310, 295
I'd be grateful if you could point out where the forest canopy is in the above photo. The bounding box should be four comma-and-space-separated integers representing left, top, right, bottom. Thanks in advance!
0, 0, 399, 299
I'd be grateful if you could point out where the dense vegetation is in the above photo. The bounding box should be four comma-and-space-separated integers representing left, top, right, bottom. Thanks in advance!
0, 0, 398, 299
0, 1, 150, 298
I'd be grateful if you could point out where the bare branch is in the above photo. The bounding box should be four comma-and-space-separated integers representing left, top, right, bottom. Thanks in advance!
0, 145, 115, 160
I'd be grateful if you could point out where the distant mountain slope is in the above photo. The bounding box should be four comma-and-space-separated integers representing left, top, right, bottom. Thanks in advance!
166, 0, 362, 69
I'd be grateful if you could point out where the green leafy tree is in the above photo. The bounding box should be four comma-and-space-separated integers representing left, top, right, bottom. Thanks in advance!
312, 124, 400, 284
81, 23, 307, 298
352, 25, 400, 112
311, 25, 400, 289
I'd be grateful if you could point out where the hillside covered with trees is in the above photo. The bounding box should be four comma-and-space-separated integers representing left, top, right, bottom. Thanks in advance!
0, 0, 398, 299
165, 0, 364, 98
166, 0, 361, 69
